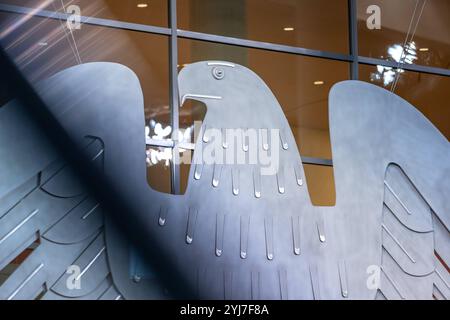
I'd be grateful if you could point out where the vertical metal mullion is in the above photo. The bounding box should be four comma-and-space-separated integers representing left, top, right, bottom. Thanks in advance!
348, 0, 359, 80
169, 0, 180, 194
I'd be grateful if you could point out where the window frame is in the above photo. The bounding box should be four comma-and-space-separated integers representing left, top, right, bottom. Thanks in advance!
1, 0, 448, 194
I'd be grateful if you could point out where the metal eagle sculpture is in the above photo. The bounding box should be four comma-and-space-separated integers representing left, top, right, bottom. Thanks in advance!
0, 61, 448, 300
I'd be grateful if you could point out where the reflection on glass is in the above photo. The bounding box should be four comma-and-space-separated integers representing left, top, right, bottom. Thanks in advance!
145, 121, 194, 167
370, 41, 417, 90
360, 64, 450, 140
369, 41, 418, 88
146, 121, 173, 167
0, 11, 171, 191
147, 147, 172, 193
0, 0, 169, 27
358, 0, 450, 69
178, 0, 349, 53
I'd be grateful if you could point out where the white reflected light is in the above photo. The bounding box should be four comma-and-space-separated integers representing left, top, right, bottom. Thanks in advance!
153, 123, 172, 140
145, 120, 193, 167
370, 41, 417, 87
146, 148, 172, 167
388, 42, 417, 65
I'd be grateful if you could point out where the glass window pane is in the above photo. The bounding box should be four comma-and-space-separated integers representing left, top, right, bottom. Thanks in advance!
0, 0, 169, 27
358, 0, 450, 69
359, 64, 450, 140
146, 147, 172, 193
178, 0, 349, 53
303, 164, 336, 206
0, 11, 171, 191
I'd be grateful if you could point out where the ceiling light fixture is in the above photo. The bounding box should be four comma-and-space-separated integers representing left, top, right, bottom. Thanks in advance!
137, 3, 148, 8
419, 48, 429, 52
283, 27, 294, 31
314, 81, 324, 85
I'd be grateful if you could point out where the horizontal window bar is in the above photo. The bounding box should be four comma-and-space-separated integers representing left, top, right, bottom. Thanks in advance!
2, 4, 450, 79
0, 4, 351, 63
302, 157, 333, 167
177, 29, 353, 63
0, 4, 171, 36
359, 56, 450, 77
146, 138, 175, 148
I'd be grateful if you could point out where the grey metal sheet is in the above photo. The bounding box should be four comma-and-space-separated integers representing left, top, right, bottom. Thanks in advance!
0, 61, 448, 300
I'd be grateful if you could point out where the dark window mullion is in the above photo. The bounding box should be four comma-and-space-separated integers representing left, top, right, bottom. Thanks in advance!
348, 0, 359, 79
169, 0, 181, 195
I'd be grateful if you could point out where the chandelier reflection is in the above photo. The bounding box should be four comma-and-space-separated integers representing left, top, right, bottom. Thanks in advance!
145, 119, 193, 167
371, 41, 418, 87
